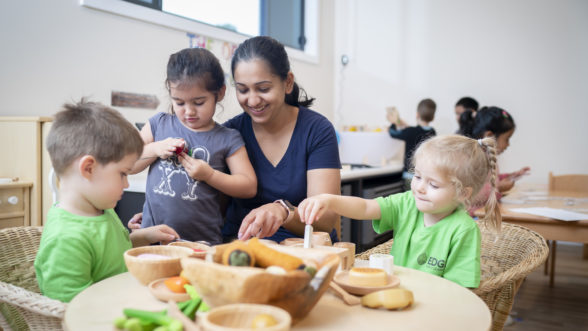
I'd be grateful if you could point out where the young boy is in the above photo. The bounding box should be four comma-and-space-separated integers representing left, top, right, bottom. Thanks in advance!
387, 98, 437, 190
34, 100, 180, 303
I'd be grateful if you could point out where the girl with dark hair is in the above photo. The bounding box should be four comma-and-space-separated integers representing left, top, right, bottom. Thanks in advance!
128, 47, 257, 244
222, 36, 341, 243
459, 106, 530, 213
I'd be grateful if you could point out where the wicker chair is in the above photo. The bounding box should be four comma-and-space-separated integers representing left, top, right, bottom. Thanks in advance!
355, 240, 394, 260
0, 226, 66, 331
355, 223, 548, 331
474, 222, 548, 330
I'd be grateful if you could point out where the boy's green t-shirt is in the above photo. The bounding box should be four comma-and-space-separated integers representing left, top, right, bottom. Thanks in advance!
34, 207, 132, 302
373, 191, 481, 288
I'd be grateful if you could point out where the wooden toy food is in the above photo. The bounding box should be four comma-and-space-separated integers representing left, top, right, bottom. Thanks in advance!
181, 242, 340, 323
164, 276, 190, 293
361, 288, 414, 310
251, 313, 278, 328
348, 267, 388, 287
248, 237, 303, 271
222, 240, 255, 267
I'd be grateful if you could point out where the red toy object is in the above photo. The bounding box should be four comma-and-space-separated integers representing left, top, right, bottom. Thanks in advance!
175, 146, 184, 155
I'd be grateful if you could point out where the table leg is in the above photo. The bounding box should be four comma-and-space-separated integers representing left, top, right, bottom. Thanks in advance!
549, 241, 557, 288
544, 240, 550, 275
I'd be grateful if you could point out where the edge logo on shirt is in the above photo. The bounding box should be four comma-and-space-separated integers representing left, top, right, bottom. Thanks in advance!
417, 253, 428, 265
417, 252, 446, 271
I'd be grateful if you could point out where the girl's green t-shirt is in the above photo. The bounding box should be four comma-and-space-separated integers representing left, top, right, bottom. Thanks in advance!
373, 191, 481, 288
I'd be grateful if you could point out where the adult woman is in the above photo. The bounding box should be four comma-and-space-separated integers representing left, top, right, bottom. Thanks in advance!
222, 36, 341, 243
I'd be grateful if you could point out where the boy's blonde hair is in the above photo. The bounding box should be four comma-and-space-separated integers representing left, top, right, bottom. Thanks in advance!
47, 99, 144, 176
411, 134, 501, 231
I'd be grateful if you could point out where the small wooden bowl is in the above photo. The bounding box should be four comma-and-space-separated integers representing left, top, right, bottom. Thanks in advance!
148, 278, 191, 302
124, 245, 195, 285
181, 244, 340, 323
169, 241, 211, 259
201, 303, 291, 331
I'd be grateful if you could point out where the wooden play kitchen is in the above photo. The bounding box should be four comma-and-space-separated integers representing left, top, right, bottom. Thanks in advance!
64, 238, 491, 330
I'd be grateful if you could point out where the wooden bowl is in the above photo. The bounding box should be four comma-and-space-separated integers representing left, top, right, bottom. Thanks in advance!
181, 243, 340, 323
148, 278, 191, 302
124, 245, 195, 285
169, 241, 211, 259
201, 303, 291, 331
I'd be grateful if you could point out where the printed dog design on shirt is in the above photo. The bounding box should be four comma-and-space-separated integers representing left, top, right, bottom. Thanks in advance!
153, 145, 210, 201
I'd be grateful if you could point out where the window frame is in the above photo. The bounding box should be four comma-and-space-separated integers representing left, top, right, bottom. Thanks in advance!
80, 0, 319, 64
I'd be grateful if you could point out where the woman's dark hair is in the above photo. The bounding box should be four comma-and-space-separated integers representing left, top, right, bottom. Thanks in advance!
458, 106, 516, 139
166, 47, 225, 96
230, 36, 315, 108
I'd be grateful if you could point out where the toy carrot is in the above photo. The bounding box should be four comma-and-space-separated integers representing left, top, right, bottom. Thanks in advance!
248, 237, 303, 271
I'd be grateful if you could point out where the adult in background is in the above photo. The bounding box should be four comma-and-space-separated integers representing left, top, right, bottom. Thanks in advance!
222, 36, 341, 243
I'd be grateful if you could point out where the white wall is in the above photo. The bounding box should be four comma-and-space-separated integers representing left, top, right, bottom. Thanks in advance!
334, 0, 588, 183
0, 0, 335, 126
2, 0, 586, 185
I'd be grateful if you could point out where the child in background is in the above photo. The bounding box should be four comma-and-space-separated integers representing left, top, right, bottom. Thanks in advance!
459, 106, 530, 213
129, 47, 257, 244
34, 100, 180, 303
387, 99, 437, 190
454, 96, 479, 126
299, 135, 502, 288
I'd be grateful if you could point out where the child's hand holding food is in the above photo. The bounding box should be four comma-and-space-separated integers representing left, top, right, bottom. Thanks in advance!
151, 137, 185, 160
177, 153, 214, 181
298, 194, 332, 225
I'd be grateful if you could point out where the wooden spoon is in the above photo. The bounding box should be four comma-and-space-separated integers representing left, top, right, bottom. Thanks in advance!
329, 281, 361, 305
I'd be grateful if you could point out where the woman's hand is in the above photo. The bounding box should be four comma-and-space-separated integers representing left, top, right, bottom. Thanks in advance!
152, 138, 185, 160
238, 202, 287, 240
298, 194, 331, 225
178, 153, 214, 181
127, 212, 143, 230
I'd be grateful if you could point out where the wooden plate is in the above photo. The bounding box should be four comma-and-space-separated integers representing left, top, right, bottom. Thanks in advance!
333, 271, 400, 296
148, 278, 190, 302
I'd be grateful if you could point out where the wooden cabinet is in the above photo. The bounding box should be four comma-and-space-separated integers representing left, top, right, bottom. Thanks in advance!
0, 182, 32, 229
0, 117, 53, 226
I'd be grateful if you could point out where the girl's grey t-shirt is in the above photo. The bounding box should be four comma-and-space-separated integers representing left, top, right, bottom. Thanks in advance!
141, 112, 244, 244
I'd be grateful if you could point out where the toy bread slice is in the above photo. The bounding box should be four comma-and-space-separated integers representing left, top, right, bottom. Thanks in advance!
361, 288, 414, 310
348, 267, 387, 287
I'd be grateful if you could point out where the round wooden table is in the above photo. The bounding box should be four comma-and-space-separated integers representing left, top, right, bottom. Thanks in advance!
65, 263, 490, 331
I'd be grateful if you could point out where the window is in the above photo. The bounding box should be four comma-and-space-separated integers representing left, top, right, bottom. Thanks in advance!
121, 0, 307, 51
